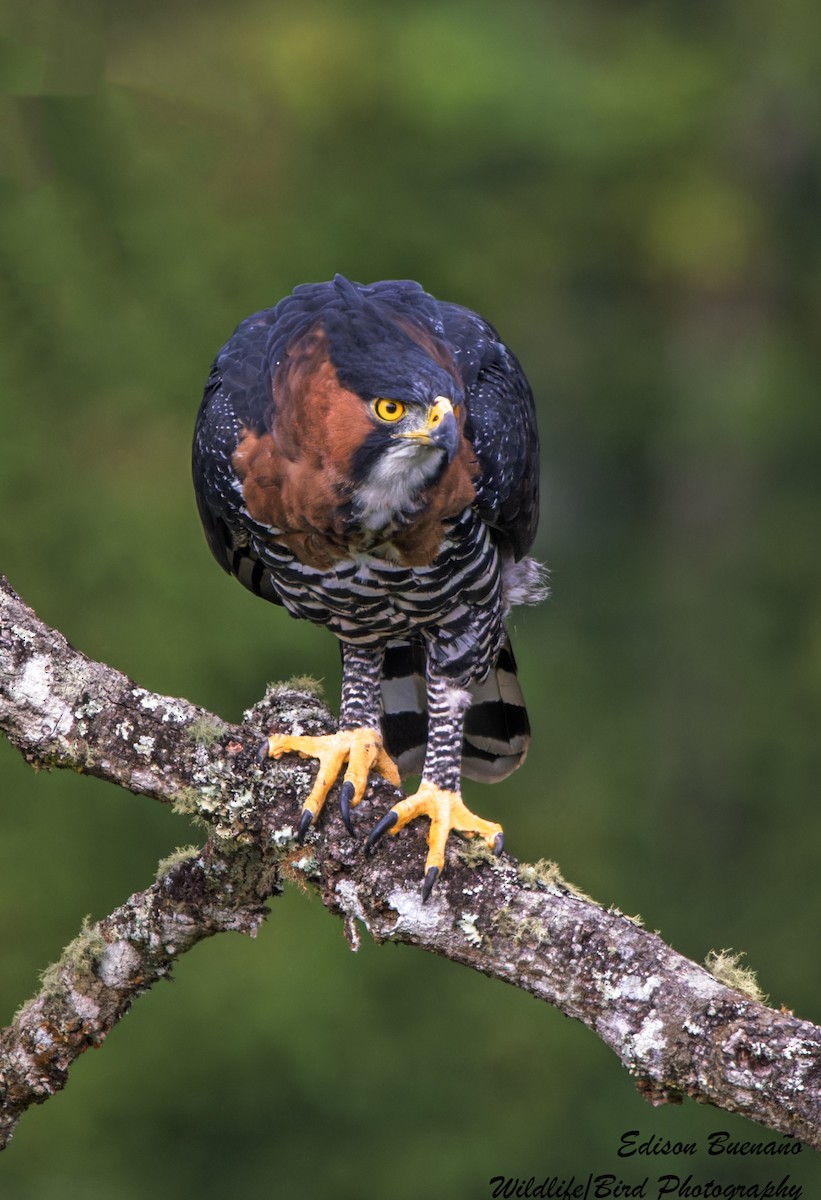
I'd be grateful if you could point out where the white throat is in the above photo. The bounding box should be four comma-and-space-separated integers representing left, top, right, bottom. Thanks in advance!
353, 440, 443, 533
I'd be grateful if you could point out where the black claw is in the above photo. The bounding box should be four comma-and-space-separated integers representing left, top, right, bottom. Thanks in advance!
256, 739, 271, 764
422, 866, 440, 902
365, 810, 398, 855
339, 781, 356, 837
296, 808, 313, 843
493, 831, 505, 856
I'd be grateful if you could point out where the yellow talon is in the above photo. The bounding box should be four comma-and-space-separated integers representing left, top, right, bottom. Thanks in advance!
261, 728, 400, 828
383, 780, 503, 876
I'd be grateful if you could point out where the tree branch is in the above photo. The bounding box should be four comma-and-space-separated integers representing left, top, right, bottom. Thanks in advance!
1, 575, 819, 1149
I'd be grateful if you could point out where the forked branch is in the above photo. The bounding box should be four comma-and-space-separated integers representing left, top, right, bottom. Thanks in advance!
0, 576, 819, 1149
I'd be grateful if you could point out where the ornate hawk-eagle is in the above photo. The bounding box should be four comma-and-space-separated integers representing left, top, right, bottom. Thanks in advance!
193, 276, 545, 897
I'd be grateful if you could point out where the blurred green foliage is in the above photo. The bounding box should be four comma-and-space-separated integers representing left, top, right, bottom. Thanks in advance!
2, 0, 821, 1194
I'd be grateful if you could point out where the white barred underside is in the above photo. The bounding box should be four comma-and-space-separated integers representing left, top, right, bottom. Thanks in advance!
241, 507, 505, 681
229, 504, 545, 789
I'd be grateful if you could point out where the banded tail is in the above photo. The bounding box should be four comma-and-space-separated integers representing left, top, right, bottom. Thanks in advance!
378, 636, 531, 783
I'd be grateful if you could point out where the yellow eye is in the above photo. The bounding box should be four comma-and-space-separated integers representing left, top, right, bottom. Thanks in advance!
373, 398, 405, 423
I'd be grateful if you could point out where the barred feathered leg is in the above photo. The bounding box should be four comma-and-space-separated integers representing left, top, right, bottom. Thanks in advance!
366, 672, 503, 897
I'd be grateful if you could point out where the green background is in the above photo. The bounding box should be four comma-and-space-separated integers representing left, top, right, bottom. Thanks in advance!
2, 1, 820, 1195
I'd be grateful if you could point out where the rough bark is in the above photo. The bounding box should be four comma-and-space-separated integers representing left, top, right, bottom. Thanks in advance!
1, 575, 819, 1150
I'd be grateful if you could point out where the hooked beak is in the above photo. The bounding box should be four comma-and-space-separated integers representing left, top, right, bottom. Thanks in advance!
393, 397, 460, 462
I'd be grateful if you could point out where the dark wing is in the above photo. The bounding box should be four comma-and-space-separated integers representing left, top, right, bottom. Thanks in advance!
435, 301, 540, 561
192, 308, 281, 579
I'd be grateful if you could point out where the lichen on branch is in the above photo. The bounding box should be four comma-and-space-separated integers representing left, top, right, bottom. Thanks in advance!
1, 575, 819, 1150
